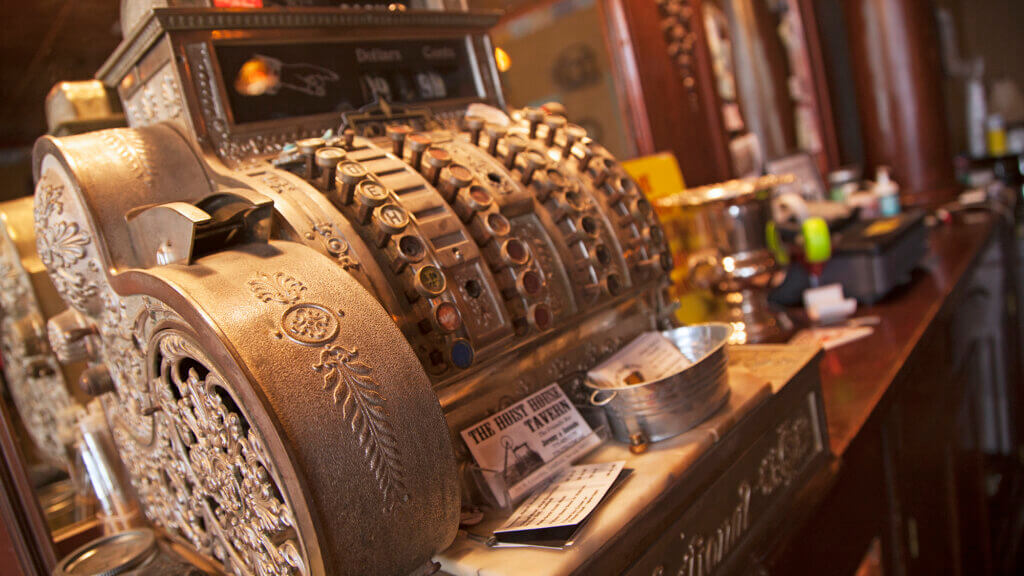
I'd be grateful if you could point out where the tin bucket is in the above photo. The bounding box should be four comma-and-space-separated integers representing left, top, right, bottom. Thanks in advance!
587, 323, 732, 444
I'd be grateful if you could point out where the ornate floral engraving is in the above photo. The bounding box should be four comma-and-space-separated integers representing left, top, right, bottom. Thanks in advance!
34, 166, 310, 576
250, 271, 407, 513
282, 304, 339, 345
313, 345, 407, 511
34, 176, 99, 309
38, 221, 89, 268
248, 272, 306, 304
126, 65, 184, 127
756, 417, 812, 496
311, 223, 361, 272
150, 330, 306, 576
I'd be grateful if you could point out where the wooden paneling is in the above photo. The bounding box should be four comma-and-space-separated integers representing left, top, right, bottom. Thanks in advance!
606, 0, 734, 185
841, 0, 957, 203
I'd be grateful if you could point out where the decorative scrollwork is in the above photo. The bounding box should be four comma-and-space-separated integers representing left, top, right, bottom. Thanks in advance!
33, 163, 310, 575
248, 272, 306, 304
312, 223, 361, 272
655, 0, 700, 102
38, 221, 89, 268
126, 65, 184, 128
313, 345, 407, 511
149, 330, 307, 576
756, 417, 812, 496
282, 304, 339, 345
34, 175, 99, 310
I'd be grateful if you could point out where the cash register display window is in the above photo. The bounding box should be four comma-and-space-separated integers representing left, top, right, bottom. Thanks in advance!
216, 38, 479, 125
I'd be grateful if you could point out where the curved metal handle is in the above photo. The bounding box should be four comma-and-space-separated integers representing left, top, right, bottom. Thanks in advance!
589, 389, 617, 406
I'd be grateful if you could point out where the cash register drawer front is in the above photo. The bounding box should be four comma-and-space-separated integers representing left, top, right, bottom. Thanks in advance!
626, 389, 828, 576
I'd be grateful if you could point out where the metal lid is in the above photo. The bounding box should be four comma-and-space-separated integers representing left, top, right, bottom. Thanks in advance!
656, 174, 794, 208
55, 529, 157, 576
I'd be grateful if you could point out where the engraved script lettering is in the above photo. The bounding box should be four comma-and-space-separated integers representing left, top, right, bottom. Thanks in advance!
677, 483, 751, 576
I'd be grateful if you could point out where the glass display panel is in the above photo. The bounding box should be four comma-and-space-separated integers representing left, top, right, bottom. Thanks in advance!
216, 38, 480, 125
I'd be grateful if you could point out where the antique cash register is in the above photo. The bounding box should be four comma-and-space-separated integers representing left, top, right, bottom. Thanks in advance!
31, 2, 830, 575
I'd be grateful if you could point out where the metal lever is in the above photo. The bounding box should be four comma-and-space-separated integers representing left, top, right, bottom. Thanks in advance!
126, 189, 274, 267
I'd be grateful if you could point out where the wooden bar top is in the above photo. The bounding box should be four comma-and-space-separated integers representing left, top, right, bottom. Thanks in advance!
815, 213, 995, 456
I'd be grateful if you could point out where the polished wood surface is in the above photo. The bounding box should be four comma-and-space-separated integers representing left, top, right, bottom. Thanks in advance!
842, 0, 957, 203
0, 383, 56, 576
819, 213, 993, 456
772, 212, 1000, 576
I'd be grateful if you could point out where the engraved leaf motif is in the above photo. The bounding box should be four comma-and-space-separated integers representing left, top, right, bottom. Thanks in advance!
313, 345, 406, 510
248, 272, 306, 304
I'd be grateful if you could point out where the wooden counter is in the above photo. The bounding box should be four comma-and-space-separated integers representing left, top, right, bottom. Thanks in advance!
772, 212, 1014, 576
821, 213, 995, 456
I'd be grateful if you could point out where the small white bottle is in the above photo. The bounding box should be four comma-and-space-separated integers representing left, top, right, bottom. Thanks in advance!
874, 166, 900, 217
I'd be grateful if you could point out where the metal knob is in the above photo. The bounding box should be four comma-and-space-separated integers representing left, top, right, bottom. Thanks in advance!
297, 137, 325, 156
543, 101, 568, 117
577, 144, 595, 171
552, 187, 587, 219
504, 135, 528, 170
387, 124, 414, 157
603, 272, 623, 296
315, 147, 346, 191
373, 203, 410, 247
407, 133, 432, 170
543, 115, 567, 147
500, 237, 531, 267
297, 137, 326, 177
454, 185, 494, 222
440, 163, 473, 203
423, 147, 452, 186
533, 168, 566, 203
392, 233, 427, 273
528, 302, 553, 332
343, 128, 356, 149
590, 157, 612, 187
355, 180, 391, 224
563, 124, 587, 157
605, 175, 628, 204
464, 115, 485, 145
485, 124, 507, 156
47, 309, 97, 364
520, 150, 547, 186
80, 365, 115, 397
524, 108, 545, 139
335, 161, 369, 204
632, 195, 653, 218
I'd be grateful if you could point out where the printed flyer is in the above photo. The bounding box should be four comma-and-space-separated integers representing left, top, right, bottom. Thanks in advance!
461, 383, 601, 504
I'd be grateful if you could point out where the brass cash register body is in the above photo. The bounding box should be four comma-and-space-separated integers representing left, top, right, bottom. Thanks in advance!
32, 4, 673, 575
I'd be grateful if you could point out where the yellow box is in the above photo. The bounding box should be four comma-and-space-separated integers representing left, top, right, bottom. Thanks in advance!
621, 152, 685, 201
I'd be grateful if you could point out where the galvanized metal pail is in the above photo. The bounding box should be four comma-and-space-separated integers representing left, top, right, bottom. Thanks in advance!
587, 323, 732, 444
